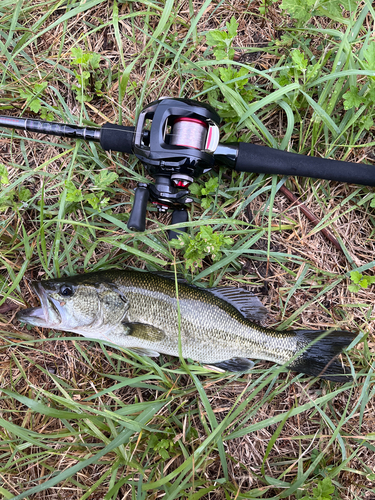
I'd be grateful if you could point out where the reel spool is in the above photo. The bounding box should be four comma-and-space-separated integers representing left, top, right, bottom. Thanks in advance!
170, 117, 208, 150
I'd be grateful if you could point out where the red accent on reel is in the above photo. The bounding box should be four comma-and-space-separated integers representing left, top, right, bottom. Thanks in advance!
174, 117, 208, 128
206, 125, 213, 150
172, 180, 190, 188
152, 201, 170, 210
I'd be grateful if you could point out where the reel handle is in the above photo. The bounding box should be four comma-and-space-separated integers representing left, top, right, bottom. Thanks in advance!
127, 184, 149, 232
233, 142, 375, 187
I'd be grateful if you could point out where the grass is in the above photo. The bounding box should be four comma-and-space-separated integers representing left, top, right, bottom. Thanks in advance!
0, 0, 375, 498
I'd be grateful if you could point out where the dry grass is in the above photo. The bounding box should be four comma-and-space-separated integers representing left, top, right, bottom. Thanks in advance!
0, 0, 375, 499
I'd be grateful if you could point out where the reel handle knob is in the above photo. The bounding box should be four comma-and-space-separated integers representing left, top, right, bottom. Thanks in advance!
127, 184, 149, 232
168, 209, 188, 240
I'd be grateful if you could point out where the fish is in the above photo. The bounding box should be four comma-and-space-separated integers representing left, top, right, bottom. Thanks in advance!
16, 270, 355, 382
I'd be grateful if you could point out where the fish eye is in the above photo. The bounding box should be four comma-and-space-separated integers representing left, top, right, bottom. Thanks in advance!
60, 285, 74, 297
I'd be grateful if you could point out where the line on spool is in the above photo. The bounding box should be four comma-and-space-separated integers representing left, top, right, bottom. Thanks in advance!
170, 117, 207, 150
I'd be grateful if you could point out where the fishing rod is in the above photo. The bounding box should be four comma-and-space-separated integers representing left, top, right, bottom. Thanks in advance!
1, 97, 374, 238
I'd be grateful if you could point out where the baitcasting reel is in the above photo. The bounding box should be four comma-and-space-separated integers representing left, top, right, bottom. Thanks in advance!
1, 97, 374, 239
127, 98, 221, 236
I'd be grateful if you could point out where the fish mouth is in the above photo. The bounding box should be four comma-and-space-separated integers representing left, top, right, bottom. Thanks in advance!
16, 281, 62, 328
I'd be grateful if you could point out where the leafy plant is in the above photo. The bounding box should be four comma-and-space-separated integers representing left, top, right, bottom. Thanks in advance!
300, 477, 336, 500
147, 431, 177, 460
280, 0, 355, 25
0, 185, 32, 212
349, 271, 375, 293
276, 47, 322, 90
190, 177, 219, 210
204, 17, 257, 138
206, 16, 237, 61
0, 164, 9, 184
341, 42, 375, 133
1, 164, 32, 211
71, 48, 103, 103
65, 170, 118, 210
170, 225, 233, 271
19, 81, 54, 120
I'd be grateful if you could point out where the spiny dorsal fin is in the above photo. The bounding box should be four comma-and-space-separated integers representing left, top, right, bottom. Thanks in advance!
153, 272, 268, 322
152, 271, 189, 284
206, 287, 268, 322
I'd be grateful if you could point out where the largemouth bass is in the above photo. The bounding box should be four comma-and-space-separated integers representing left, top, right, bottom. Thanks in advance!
17, 270, 355, 382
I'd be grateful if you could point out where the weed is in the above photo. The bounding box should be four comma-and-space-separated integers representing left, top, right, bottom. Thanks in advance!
0, 164, 8, 184
203, 17, 258, 139
342, 43, 375, 122
258, 0, 278, 16
0, 165, 31, 211
170, 225, 233, 271
280, 0, 355, 25
147, 428, 177, 460
301, 477, 336, 500
19, 81, 54, 120
65, 170, 118, 211
349, 270, 375, 292
190, 176, 219, 210
71, 48, 103, 103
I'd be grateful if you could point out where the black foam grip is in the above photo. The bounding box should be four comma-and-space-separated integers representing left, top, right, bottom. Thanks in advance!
235, 142, 375, 187
100, 123, 134, 153
127, 186, 149, 232
169, 210, 188, 240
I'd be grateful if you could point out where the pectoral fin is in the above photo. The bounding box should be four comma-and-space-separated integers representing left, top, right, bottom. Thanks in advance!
121, 323, 165, 357
209, 357, 255, 372
122, 322, 166, 342
126, 347, 160, 357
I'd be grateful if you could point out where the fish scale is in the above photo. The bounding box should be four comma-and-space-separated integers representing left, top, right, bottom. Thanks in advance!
117, 279, 297, 364
16, 270, 356, 382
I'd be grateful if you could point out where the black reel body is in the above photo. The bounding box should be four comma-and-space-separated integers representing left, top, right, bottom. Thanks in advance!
133, 98, 220, 177
129, 98, 221, 235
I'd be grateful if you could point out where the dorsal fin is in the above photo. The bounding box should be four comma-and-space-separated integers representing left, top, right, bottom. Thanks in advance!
152, 271, 190, 284
206, 287, 268, 322
152, 272, 268, 322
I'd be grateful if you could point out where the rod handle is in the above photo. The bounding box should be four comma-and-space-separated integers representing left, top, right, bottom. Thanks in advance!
234, 142, 375, 187
100, 123, 134, 153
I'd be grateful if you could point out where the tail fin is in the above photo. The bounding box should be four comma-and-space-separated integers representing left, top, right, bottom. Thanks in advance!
288, 330, 355, 383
